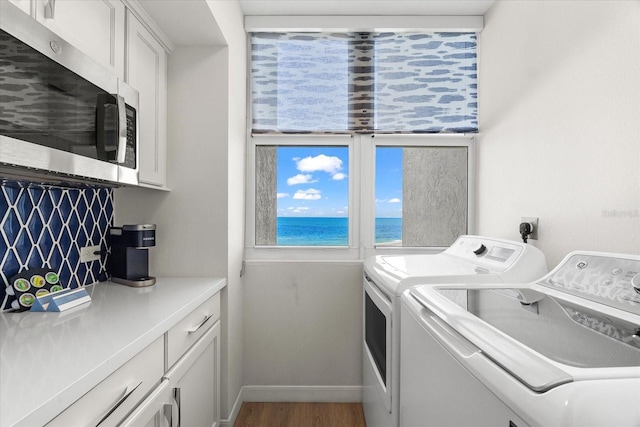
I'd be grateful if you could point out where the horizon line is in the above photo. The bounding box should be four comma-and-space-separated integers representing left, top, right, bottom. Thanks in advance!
277, 216, 402, 219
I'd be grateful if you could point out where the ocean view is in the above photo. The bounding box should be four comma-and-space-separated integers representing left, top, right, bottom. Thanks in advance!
276, 217, 402, 246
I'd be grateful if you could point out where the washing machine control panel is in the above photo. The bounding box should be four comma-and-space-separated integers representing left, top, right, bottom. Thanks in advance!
446, 236, 524, 269
540, 253, 640, 313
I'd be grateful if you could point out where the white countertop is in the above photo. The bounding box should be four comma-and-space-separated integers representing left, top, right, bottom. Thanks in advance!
0, 277, 226, 427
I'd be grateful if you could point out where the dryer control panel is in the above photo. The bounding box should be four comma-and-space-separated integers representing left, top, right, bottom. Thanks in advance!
540, 252, 640, 313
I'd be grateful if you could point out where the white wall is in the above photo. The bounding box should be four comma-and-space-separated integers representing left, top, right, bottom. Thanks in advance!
477, 0, 640, 266
116, 46, 229, 277
205, 0, 247, 422
243, 261, 363, 394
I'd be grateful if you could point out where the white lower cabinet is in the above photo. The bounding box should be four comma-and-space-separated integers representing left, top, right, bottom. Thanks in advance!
46, 337, 164, 427
45, 291, 221, 427
120, 295, 221, 427
167, 322, 221, 427
119, 379, 173, 427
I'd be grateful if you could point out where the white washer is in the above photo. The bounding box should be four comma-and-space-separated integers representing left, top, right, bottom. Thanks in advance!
362, 235, 548, 427
401, 251, 640, 427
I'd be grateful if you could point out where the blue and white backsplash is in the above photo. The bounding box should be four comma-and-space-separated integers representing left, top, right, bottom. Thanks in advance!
0, 181, 113, 311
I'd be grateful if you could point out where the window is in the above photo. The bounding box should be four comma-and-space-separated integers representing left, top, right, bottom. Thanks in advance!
255, 144, 350, 246
247, 30, 477, 254
374, 143, 468, 248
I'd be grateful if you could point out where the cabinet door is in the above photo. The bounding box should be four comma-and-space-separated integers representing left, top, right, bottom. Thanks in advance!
166, 321, 221, 427
7, 0, 31, 15
120, 379, 172, 427
35, 0, 125, 79
126, 11, 167, 187
46, 337, 164, 427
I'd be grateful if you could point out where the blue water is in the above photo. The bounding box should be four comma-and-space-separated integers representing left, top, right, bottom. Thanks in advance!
277, 217, 402, 246
375, 217, 403, 245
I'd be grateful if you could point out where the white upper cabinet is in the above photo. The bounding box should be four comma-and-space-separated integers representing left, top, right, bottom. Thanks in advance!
7, 0, 31, 14
35, 0, 126, 79
7, 0, 170, 189
126, 10, 167, 188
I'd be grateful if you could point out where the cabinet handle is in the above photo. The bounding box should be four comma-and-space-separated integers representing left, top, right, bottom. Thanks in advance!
44, 0, 56, 19
163, 402, 173, 427
187, 314, 213, 334
93, 381, 143, 426
173, 387, 182, 427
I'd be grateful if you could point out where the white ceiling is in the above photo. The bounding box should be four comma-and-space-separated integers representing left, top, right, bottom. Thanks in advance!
138, 0, 495, 46
239, 0, 495, 16
138, 0, 225, 46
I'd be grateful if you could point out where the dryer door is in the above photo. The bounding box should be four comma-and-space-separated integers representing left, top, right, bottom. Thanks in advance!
363, 275, 392, 412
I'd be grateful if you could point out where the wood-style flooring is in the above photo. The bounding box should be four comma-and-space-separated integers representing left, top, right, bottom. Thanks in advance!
234, 402, 366, 427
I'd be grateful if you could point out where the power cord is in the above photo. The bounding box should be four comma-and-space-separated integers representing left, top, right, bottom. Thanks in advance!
519, 222, 533, 243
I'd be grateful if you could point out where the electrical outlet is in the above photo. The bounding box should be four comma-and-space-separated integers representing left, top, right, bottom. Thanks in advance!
521, 217, 539, 240
80, 245, 101, 263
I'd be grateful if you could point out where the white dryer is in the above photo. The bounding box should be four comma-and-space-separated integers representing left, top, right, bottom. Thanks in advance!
362, 235, 548, 427
401, 251, 640, 426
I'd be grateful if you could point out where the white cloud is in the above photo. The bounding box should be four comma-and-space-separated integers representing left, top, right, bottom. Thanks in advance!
296, 154, 343, 175
293, 207, 310, 213
287, 174, 317, 185
293, 188, 322, 200
277, 193, 289, 199
332, 172, 347, 181
388, 198, 402, 203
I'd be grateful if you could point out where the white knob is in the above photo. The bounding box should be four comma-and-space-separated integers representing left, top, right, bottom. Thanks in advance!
632, 273, 640, 295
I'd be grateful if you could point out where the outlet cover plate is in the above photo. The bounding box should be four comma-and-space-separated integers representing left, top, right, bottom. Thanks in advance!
80, 245, 101, 263
521, 217, 539, 240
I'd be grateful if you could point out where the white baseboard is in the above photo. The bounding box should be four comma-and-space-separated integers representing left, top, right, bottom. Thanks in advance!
243, 385, 363, 403
219, 385, 363, 426
220, 387, 244, 427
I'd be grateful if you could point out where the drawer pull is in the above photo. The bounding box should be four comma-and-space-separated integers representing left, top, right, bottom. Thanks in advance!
174, 387, 182, 427
187, 314, 213, 334
94, 381, 143, 426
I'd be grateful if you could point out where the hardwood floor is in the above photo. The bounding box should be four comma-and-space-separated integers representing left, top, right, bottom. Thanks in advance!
234, 402, 366, 427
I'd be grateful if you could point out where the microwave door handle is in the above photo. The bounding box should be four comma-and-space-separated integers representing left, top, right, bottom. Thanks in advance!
116, 94, 127, 164
95, 93, 108, 161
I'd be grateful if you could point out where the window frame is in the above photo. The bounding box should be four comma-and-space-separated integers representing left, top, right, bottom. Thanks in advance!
245, 134, 360, 260
245, 133, 475, 261
360, 134, 476, 260
244, 24, 479, 261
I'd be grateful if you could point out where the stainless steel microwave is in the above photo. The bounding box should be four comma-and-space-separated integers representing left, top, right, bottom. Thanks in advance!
0, 1, 139, 186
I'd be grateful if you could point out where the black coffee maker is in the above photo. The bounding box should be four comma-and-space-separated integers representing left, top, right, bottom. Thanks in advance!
108, 224, 156, 287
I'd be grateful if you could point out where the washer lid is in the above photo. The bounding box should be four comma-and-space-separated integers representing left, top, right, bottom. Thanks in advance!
411, 285, 640, 391
379, 254, 483, 277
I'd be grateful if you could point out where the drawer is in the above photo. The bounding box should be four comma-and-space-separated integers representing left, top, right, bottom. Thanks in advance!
167, 292, 220, 368
46, 337, 164, 427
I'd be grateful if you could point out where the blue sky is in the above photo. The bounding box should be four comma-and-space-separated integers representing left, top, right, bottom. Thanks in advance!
277, 146, 349, 217
375, 147, 403, 218
276, 146, 403, 218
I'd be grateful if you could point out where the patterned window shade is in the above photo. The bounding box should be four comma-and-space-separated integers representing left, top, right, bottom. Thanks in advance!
372, 33, 477, 133
250, 32, 477, 134
251, 32, 354, 133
